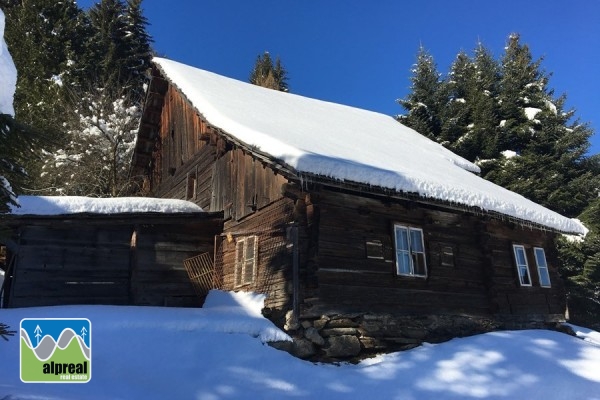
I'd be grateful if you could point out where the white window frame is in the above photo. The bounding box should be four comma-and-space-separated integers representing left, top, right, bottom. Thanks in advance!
234, 236, 258, 287
394, 225, 427, 277
533, 247, 551, 288
512, 245, 532, 287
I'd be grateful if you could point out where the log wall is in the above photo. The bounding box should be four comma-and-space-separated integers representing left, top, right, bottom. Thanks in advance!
307, 189, 491, 317
149, 86, 287, 222
481, 219, 565, 320
216, 198, 297, 317
6, 216, 222, 308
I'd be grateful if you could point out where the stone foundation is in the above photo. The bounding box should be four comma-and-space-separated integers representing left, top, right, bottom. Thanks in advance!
269, 312, 568, 362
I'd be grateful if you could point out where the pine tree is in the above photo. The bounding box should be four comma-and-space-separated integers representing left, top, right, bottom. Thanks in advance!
249, 51, 289, 92
2, 0, 88, 124
558, 197, 600, 330
397, 46, 445, 141
86, 0, 130, 91
483, 34, 597, 217
439, 51, 473, 148
123, 0, 153, 99
0, 115, 20, 213
468, 43, 501, 160
2, 0, 90, 190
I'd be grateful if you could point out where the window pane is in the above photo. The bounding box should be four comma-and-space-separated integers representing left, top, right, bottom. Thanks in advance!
397, 251, 411, 275
535, 248, 551, 287
395, 227, 409, 251
513, 245, 531, 286
515, 247, 526, 265
235, 241, 244, 286
244, 260, 254, 284
535, 248, 547, 268
413, 253, 426, 276
539, 268, 551, 287
520, 266, 530, 285
410, 229, 424, 252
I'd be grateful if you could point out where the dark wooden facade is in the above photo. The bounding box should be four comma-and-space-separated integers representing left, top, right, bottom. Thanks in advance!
1, 212, 222, 308
130, 65, 569, 359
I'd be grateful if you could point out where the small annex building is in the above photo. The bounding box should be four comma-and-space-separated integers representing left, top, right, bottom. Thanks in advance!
0, 196, 223, 308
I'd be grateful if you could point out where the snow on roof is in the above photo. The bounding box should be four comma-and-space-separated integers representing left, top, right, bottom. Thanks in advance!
152, 57, 586, 234
9, 196, 204, 216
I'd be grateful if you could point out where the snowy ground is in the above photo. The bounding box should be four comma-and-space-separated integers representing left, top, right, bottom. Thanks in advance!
0, 290, 599, 400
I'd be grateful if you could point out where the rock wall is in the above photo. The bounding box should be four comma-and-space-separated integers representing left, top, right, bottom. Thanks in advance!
270, 312, 564, 362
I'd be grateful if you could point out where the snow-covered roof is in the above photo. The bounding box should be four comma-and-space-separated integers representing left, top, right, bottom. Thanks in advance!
152, 57, 585, 235
9, 196, 204, 216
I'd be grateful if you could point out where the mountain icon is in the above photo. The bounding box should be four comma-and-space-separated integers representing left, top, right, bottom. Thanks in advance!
21, 328, 90, 361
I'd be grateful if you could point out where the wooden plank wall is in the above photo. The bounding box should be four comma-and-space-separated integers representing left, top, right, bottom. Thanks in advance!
150, 87, 285, 221
309, 190, 491, 316
7, 219, 222, 308
482, 219, 565, 317
133, 222, 219, 307
211, 149, 287, 220
152, 85, 214, 201
217, 198, 296, 312
9, 225, 132, 307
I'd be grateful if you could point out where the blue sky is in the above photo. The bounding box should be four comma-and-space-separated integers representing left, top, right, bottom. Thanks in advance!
79, 0, 600, 153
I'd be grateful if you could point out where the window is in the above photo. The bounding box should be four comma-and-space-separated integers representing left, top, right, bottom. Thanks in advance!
234, 236, 258, 287
512, 245, 532, 286
534, 247, 551, 287
394, 225, 427, 277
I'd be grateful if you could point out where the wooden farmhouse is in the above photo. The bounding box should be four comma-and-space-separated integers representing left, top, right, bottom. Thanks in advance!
3, 56, 585, 361
0, 197, 222, 308
128, 58, 586, 360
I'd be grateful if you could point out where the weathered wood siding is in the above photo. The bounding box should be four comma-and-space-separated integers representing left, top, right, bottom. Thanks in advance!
217, 198, 296, 313
6, 215, 222, 308
306, 190, 491, 316
482, 219, 565, 318
131, 222, 219, 307
9, 224, 132, 307
149, 86, 286, 222
297, 189, 565, 321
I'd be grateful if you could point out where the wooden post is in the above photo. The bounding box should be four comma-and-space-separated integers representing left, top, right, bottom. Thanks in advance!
128, 225, 139, 305
290, 225, 299, 326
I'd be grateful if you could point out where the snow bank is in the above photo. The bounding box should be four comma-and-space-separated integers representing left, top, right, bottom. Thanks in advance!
153, 58, 585, 235
9, 195, 204, 215
0, 302, 598, 399
0, 9, 17, 116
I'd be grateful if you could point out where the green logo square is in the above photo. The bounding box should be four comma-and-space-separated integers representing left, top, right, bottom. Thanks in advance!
20, 318, 91, 383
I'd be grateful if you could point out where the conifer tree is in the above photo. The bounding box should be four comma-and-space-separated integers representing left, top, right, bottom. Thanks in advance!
483, 34, 597, 216
558, 198, 600, 330
2, 0, 89, 190
123, 0, 153, 99
467, 43, 501, 160
249, 51, 289, 92
2, 0, 88, 133
87, 0, 130, 91
439, 51, 473, 148
397, 46, 445, 141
